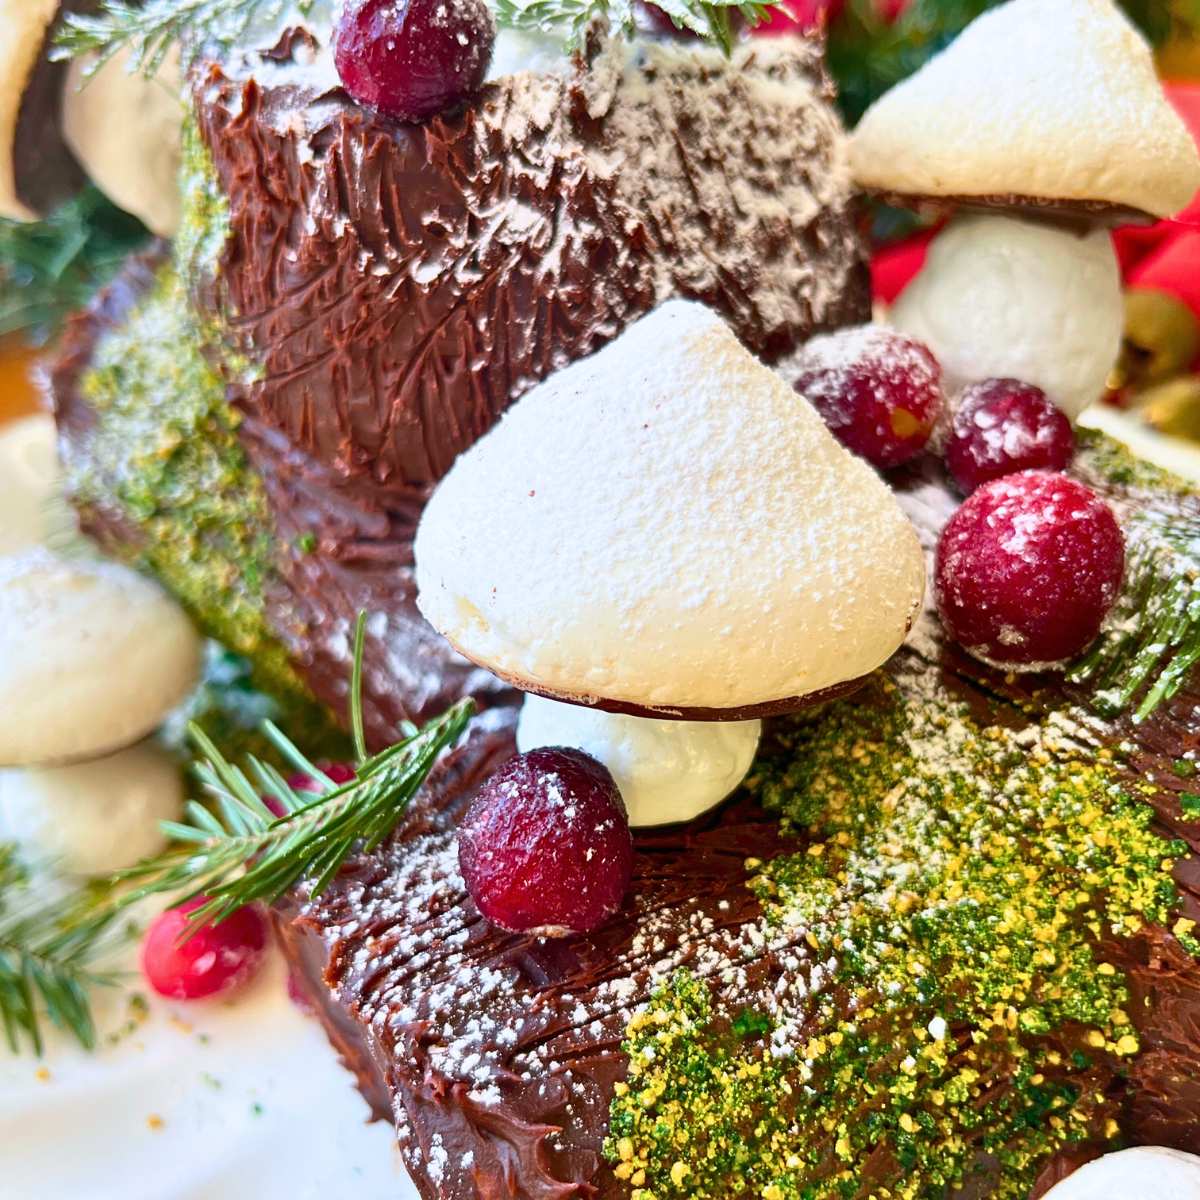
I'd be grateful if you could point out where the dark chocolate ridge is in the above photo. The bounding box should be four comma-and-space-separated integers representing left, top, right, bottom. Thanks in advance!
868, 189, 1158, 228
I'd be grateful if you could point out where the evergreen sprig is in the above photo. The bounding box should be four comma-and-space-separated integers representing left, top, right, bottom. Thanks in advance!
1, 614, 474, 1055
0, 848, 125, 1055
54, 0, 318, 76
0, 187, 147, 343
494, 0, 777, 53
117, 613, 474, 928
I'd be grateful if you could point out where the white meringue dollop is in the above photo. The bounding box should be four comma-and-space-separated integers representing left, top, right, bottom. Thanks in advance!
1039, 1147, 1200, 1200
0, 740, 183, 876
516, 694, 761, 828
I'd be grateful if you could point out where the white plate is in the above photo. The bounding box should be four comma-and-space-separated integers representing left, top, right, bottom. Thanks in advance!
0, 940, 416, 1200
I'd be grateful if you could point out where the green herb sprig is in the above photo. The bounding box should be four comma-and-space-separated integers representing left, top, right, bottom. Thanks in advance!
1, 614, 474, 1055
54, 0, 318, 76
494, 0, 778, 54
118, 612, 474, 928
0, 187, 147, 343
0, 848, 124, 1055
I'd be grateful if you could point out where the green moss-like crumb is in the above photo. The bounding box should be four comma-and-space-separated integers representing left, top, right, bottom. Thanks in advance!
607, 670, 1192, 1199
68, 261, 316, 719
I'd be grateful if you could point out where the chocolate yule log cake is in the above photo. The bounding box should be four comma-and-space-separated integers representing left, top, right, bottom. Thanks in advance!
36, 0, 1200, 1196
51, 1, 867, 745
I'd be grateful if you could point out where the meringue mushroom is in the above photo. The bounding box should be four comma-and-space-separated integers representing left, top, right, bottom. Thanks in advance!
891, 214, 1124, 421
1039, 1147, 1200, 1200
62, 46, 183, 239
0, 741, 183, 876
851, 0, 1200, 221
0, 0, 84, 222
0, 549, 201, 766
415, 300, 925, 718
517, 694, 761, 827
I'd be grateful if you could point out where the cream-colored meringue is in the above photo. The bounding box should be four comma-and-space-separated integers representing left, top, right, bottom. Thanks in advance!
63, 47, 183, 239
0, 740, 182, 876
1039, 1147, 1200, 1200
415, 300, 925, 716
0, 414, 59, 555
0, 549, 201, 766
892, 214, 1123, 421
0, 0, 59, 221
517, 694, 760, 827
851, 0, 1200, 219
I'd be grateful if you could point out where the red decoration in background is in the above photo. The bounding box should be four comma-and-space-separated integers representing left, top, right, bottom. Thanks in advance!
870, 83, 1200, 318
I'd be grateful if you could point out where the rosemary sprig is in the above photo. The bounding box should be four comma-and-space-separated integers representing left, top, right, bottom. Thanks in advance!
494, 0, 777, 53
2, 613, 474, 1054
54, 0, 317, 76
0, 187, 147, 343
0, 848, 125, 1055
117, 614, 474, 927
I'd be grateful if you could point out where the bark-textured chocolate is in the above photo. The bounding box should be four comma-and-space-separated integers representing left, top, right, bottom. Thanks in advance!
277, 458, 1200, 1200
53, 20, 869, 745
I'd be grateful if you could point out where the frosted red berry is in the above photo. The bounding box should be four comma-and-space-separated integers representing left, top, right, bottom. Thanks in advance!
334, 0, 495, 123
935, 471, 1124, 671
945, 379, 1075, 494
792, 325, 943, 469
458, 747, 634, 937
141, 898, 268, 1002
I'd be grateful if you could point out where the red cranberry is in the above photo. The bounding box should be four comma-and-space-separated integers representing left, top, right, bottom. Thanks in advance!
935, 472, 1124, 671
141, 898, 268, 1002
458, 748, 634, 937
334, 0, 495, 123
264, 762, 356, 818
792, 325, 943, 469
945, 379, 1075, 494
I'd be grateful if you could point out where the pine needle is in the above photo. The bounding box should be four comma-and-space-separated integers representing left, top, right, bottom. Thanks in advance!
0, 848, 125, 1055
54, 0, 318, 76
494, 0, 778, 53
1, 613, 475, 1055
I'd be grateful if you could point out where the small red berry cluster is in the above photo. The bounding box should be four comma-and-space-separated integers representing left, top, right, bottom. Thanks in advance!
792, 326, 1124, 674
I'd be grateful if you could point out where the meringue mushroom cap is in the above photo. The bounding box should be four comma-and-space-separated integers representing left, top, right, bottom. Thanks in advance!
0, 0, 60, 222
891, 213, 1124, 421
0, 549, 202, 766
62, 47, 183, 239
0, 740, 183, 876
415, 300, 926, 717
850, 0, 1200, 221
1040, 1147, 1200, 1200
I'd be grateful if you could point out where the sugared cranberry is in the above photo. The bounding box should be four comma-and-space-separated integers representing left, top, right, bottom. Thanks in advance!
141, 898, 268, 1002
334, 0, 495, 123
458, 748, 634, 937
936, 472, 1124, 671
945, 379, 1075, 494
264, 762, 356, 817
792, 325, 943, 469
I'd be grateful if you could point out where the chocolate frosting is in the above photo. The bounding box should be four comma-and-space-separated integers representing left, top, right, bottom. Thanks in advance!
276, 462, 1200, 1200
174, 25, 865, 744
